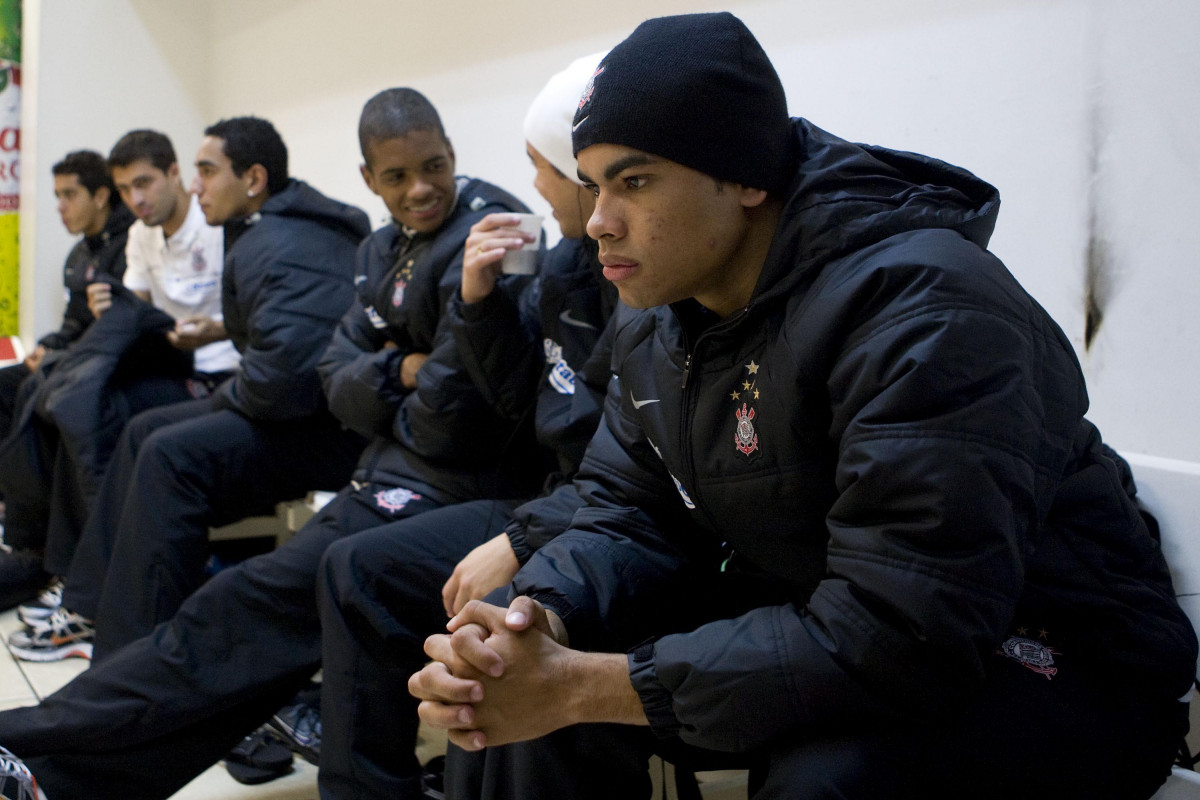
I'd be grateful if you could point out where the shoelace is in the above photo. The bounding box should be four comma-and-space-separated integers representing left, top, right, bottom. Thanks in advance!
30, 607, 75, 636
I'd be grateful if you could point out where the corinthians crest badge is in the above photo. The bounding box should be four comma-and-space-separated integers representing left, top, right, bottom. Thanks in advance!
998, 635, 1060, 679
734, 403, 758, 455
731, 360, 762, 457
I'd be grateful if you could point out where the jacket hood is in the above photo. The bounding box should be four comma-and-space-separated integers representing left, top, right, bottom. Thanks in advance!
260, 178, 372, 242
752, 119, 1001, 306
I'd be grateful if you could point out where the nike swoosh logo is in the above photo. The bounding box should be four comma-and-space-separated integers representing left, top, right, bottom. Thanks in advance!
631, 396, 660, 410
572, 115, 589, 132
558, 310, 597, 330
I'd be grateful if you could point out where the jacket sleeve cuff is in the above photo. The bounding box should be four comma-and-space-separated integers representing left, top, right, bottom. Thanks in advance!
505, 521, 533, 565
452, 285, 506, 324
628, 641, 683, 739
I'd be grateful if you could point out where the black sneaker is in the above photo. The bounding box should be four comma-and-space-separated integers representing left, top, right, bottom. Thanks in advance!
267, 699, 321, 766
0, 550, 50, 614
0, 745, 40, 800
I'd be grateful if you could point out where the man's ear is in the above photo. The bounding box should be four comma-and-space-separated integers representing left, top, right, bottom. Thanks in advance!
444, 137, 456, 171
739, 185, 769, 210
359, 163, 378, 195
92, 185, 111, 210
246, 164, 269, 197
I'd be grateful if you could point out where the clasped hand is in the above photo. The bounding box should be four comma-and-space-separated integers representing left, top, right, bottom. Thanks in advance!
408, 597, 575, 751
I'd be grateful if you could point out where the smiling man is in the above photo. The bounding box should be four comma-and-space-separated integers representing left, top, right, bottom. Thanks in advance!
411, 13, 1197, 799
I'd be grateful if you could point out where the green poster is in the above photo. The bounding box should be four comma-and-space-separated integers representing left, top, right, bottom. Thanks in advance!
0, 0, 19, 338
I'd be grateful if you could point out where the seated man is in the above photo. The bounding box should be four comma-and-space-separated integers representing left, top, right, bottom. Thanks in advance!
313, 51, 659, 800
0, 149, 134, 437
0, 89, 544, 800
412, 13, 1199, 800
8, 116, 371, 661
0, 149, 133, 610
0, 132, 237, 618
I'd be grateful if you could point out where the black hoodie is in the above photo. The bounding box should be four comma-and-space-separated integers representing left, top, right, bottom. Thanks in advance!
514, 119, 1198, 752
213, 178, 370, 421
40, 203, 135, 350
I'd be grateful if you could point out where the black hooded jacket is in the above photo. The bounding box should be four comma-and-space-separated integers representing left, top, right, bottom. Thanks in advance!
513, 119, 1198, 752
211, 179, 369, 421
39, 204, 135, 351
318, 177, 548, 504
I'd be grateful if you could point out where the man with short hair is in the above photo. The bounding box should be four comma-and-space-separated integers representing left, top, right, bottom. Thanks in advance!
412, 13, 1197, 798
96, 129, 239, 372
8, 117, 370, 662
0, 149, 133, 611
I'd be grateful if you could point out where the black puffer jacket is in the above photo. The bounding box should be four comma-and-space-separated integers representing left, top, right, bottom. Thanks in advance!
448, 235, 618, 561
212, 179, 369, 421
39, 204, 135, 350
515, 119, 1198, 752
319, 177, 547, 504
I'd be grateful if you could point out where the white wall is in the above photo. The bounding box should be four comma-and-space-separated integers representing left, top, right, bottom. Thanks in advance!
19, 0, 212, 345
21, 0, 1200, 475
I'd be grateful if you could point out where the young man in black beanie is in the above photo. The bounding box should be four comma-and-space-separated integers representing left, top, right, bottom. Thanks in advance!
411, 11, 1196, 798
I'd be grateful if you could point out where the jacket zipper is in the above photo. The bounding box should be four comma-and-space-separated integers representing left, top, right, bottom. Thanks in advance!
676, 304, 754, 526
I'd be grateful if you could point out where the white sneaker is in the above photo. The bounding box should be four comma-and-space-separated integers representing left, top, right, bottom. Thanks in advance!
8, 608, 93, 662
16, 579, 63, 626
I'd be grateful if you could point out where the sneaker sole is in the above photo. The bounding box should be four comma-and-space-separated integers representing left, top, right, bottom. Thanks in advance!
9, 640, 92, 662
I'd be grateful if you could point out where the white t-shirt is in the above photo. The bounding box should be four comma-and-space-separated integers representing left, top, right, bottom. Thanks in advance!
123, 194, 240, 374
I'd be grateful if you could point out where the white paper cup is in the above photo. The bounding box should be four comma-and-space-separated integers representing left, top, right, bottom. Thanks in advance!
500, 214, 543, 275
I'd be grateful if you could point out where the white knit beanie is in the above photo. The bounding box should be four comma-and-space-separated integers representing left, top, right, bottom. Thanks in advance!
523, 51, 607, 186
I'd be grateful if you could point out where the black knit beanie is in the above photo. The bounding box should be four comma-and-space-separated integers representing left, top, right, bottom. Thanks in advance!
572, 12, 794, 192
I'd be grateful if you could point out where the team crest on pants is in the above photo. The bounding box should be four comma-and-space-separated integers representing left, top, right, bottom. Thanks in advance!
375, 487, 422, 512
998, 635, 1060, 679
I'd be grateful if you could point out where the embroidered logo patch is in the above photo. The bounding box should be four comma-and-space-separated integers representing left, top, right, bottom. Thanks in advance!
730, 361, 762, 457
392, 280, 407, 307
734, 403, 759, 456
375, 487, 422, 512
191, 247, 206, 272
998, 636, 1060, 679
577, 65, 605, 112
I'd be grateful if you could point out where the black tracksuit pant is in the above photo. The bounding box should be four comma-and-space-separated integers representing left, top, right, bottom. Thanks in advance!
61, 398, 365, 659
1, 374, 197, 566
0, 482, 446, 800
317, 500, 530, 800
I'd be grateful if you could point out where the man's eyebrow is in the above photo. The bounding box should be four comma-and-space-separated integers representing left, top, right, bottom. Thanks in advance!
194, 159, 218, 170
603, 153, 661, 181
578, 153, 663, 185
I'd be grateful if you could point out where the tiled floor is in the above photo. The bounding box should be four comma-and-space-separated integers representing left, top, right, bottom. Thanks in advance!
0, 606, 320, 799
